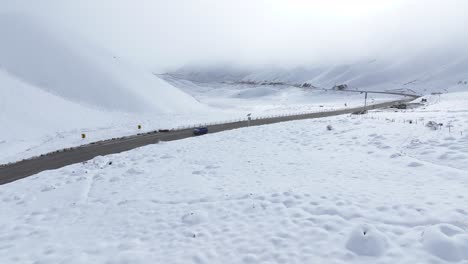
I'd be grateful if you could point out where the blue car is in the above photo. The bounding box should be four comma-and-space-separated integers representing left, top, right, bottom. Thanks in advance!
193, 127, 209, 136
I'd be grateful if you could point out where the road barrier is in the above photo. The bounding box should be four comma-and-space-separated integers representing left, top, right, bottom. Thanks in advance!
175, 97, 416, 131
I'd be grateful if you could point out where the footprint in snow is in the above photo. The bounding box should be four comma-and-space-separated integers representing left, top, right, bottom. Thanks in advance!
160, 154, 175, 159
181, 211, 208, 226
408, 162, 424, 167
41, 185, 56, 192
109, 176, 120, 183
205, 165, 220, 170
125, 168, 144, 176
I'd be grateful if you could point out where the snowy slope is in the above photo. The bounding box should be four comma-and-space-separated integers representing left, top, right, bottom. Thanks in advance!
0, 70, 117, 139
0, 14, 201, 113
1, 92, 467, 264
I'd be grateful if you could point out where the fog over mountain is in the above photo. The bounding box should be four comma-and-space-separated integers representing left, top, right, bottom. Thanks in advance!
3, 0, 468, 72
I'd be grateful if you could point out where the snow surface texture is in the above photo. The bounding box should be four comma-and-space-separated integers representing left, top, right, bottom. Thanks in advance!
1, 92, 468, 264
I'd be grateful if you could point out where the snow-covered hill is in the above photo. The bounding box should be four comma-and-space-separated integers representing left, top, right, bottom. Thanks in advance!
0, 70, 116, 140
0, 14, 201, 113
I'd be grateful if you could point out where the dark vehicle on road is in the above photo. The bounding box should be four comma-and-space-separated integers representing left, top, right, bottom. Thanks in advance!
391, 103, 407, 110
158, 129, 170, 133
193, 127, 209, 136
351, 110, 368, 115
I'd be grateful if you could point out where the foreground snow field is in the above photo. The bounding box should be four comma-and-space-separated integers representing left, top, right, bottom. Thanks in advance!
1, 93, 468, 264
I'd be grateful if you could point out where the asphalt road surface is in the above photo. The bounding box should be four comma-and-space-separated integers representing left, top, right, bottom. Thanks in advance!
0, 94, 418, 185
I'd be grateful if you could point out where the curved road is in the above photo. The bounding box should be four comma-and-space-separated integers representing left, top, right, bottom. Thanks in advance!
0, 93, 419, 185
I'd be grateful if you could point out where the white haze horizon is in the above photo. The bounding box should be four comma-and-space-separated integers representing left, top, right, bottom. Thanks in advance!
3, 0, 468, 72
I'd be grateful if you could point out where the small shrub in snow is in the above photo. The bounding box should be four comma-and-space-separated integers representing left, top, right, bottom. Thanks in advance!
326, 125, 333, 131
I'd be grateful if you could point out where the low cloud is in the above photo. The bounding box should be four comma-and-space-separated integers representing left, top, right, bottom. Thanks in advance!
3, 0, 468, 71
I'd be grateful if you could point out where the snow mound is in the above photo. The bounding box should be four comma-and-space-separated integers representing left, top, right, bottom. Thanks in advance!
0, 14, 200, 113
346, 224, 388, 257
422, 224, 468, 262
181, 211, 208, 226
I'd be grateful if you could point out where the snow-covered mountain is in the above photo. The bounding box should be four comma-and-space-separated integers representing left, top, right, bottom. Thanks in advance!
168, 55, 468, 94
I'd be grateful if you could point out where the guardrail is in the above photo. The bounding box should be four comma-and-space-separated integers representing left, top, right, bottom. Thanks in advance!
175, 108, 340, 130
174, 100, 417, 131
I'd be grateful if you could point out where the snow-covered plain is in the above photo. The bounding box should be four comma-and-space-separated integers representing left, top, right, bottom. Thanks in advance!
1, 92, 468, 264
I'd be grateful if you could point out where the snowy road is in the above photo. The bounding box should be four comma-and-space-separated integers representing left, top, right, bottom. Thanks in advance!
0, 95, 416, 185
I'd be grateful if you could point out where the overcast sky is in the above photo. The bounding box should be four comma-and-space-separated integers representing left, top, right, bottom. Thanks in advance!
3, 0, 468, 71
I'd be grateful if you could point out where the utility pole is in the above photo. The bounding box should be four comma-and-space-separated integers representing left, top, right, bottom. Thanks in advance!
362, 92, 368, 113
364, 92, 368, 108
